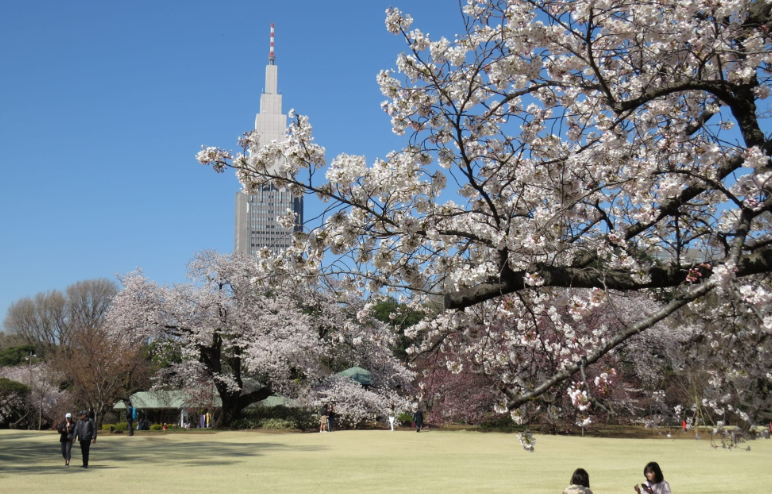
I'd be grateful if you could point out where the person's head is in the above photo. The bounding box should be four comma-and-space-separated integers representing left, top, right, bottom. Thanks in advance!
65, 413, 72, 422
570, 468, 590, 488
80, 410, 88, 419
643, 462, 664, 483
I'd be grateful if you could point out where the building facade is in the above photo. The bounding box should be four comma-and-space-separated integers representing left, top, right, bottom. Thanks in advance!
235, 25, 303, 255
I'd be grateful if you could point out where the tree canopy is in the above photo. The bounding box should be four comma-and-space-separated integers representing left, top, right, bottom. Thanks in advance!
198, 0, 772, 435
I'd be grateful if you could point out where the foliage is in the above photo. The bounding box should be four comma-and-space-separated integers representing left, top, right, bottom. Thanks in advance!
0, 377, 30, 426
2, 279, 117, 356
313, 376, 407, 428
232, 405, 318, 431
49, 324, 150, 427
198, 1, 772, 448
0, 363, 71, 429
261, 418, 295, 429
108, 252, 412, 427
371, 297, 426, 361
150, 424, 163, 431
0, 345, 36, 366
101, 422, 129, 432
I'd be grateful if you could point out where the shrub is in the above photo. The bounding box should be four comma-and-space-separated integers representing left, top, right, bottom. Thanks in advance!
261, 418, 294, 429
150, 424, 162, 431
397, 412, 413, 424
114, 422, 128, 432
101, 424, 115, 432
230, 418, 259, 430
479, 415, 523, 432
239, 405, 317, 431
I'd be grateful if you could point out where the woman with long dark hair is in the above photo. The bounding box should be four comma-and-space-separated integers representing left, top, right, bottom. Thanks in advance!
634, 462, 671, 494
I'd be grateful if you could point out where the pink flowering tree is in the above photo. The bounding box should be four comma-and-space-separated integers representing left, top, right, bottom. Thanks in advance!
312, 376, 407, 428
0, 363, 71, 429
107, 251, 410, 426
198, 1, 772, 436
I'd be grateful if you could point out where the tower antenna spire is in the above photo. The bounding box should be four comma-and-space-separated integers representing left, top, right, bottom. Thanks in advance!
269, 23, 275, 64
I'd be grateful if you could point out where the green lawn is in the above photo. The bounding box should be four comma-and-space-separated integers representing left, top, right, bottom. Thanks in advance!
0, 429, 768, 493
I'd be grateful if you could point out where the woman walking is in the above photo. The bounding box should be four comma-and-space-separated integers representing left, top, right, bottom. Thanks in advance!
56, 413, 76, 467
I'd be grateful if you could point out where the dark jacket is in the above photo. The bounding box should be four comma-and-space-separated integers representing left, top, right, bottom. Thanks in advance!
57, 420, 76, 443
73, 417, 97, 442
413, 410, 424, 424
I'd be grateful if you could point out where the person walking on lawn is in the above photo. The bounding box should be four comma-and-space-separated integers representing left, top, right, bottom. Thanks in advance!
319, 403, 329, 433
413, 409, 424, 433
126, 401, 135, 436
73, 410, 97, 469
56, 413, 76, 467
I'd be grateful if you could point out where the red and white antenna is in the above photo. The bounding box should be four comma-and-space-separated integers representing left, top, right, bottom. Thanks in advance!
269, 23, 275, 64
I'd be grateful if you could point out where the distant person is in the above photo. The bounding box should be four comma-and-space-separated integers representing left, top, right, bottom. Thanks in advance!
563, 468, 593, 494
56, 412, 76, 468
87, 407, 95, 421
72, 410, 97, 469
387, 404, 396, 431
681, 419, 687, 432
205, 411, 211, 428
126, 401, 134, 436
634, 462, 671, 494
199, 413, 205, 429
319, 403, 329, 433
328, 404, 336, 432
413, 409, 424, 433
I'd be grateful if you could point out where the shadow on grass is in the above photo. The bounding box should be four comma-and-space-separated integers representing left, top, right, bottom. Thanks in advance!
0, 432, 326, 476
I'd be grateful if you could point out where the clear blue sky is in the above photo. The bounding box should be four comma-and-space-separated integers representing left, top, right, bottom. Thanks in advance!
0, 0, 458, 323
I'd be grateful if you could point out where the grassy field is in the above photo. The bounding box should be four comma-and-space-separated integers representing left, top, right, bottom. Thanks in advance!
0, 428, 768, 493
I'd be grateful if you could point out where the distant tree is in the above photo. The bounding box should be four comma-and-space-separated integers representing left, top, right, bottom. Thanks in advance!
371, 297, 426, 361
0, 345, 36, 367
0, 363, 70, 430
0, 332, 27, 352
107, 251, 411, 427
3, 291, 67, 356
2, 279, 118, 357
0, 377, 29, 428
49, 326, 150, 426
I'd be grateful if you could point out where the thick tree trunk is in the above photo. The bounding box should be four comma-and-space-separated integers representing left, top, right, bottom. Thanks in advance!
216, 387, 273, 427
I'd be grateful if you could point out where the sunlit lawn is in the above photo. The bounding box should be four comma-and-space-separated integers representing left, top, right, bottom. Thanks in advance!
0, 428, 768, 493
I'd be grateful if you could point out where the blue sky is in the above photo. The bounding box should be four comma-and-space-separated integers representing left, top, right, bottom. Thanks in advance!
0, 0, 458, 322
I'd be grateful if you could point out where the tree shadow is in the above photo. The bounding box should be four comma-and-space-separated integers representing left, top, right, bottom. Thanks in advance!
0, 432, 326, 476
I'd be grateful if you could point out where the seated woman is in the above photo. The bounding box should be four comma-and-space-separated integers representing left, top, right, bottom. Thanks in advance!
563, 468, 593, 494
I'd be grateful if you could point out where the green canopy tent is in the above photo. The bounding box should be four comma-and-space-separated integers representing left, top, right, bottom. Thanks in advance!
335, 366, 372, 387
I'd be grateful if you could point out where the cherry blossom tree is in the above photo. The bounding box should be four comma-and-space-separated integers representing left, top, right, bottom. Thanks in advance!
0, 363, 71, 429
198, 0, 772, 434
313, 375, 407, 428
107, 251, 411, 426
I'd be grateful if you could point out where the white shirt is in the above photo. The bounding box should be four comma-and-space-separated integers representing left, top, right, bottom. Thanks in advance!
643, 480, 671, 494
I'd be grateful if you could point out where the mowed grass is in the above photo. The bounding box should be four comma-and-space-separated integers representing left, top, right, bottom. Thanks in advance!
0, 429, 768, 493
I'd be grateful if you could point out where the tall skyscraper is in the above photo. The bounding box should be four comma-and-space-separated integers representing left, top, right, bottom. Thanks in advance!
235, 24, 303, 255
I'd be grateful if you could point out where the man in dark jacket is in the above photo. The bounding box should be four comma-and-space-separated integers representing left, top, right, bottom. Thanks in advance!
126, 401, 134, 436
413, 409, 424, 433
73, 410, 97, 468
